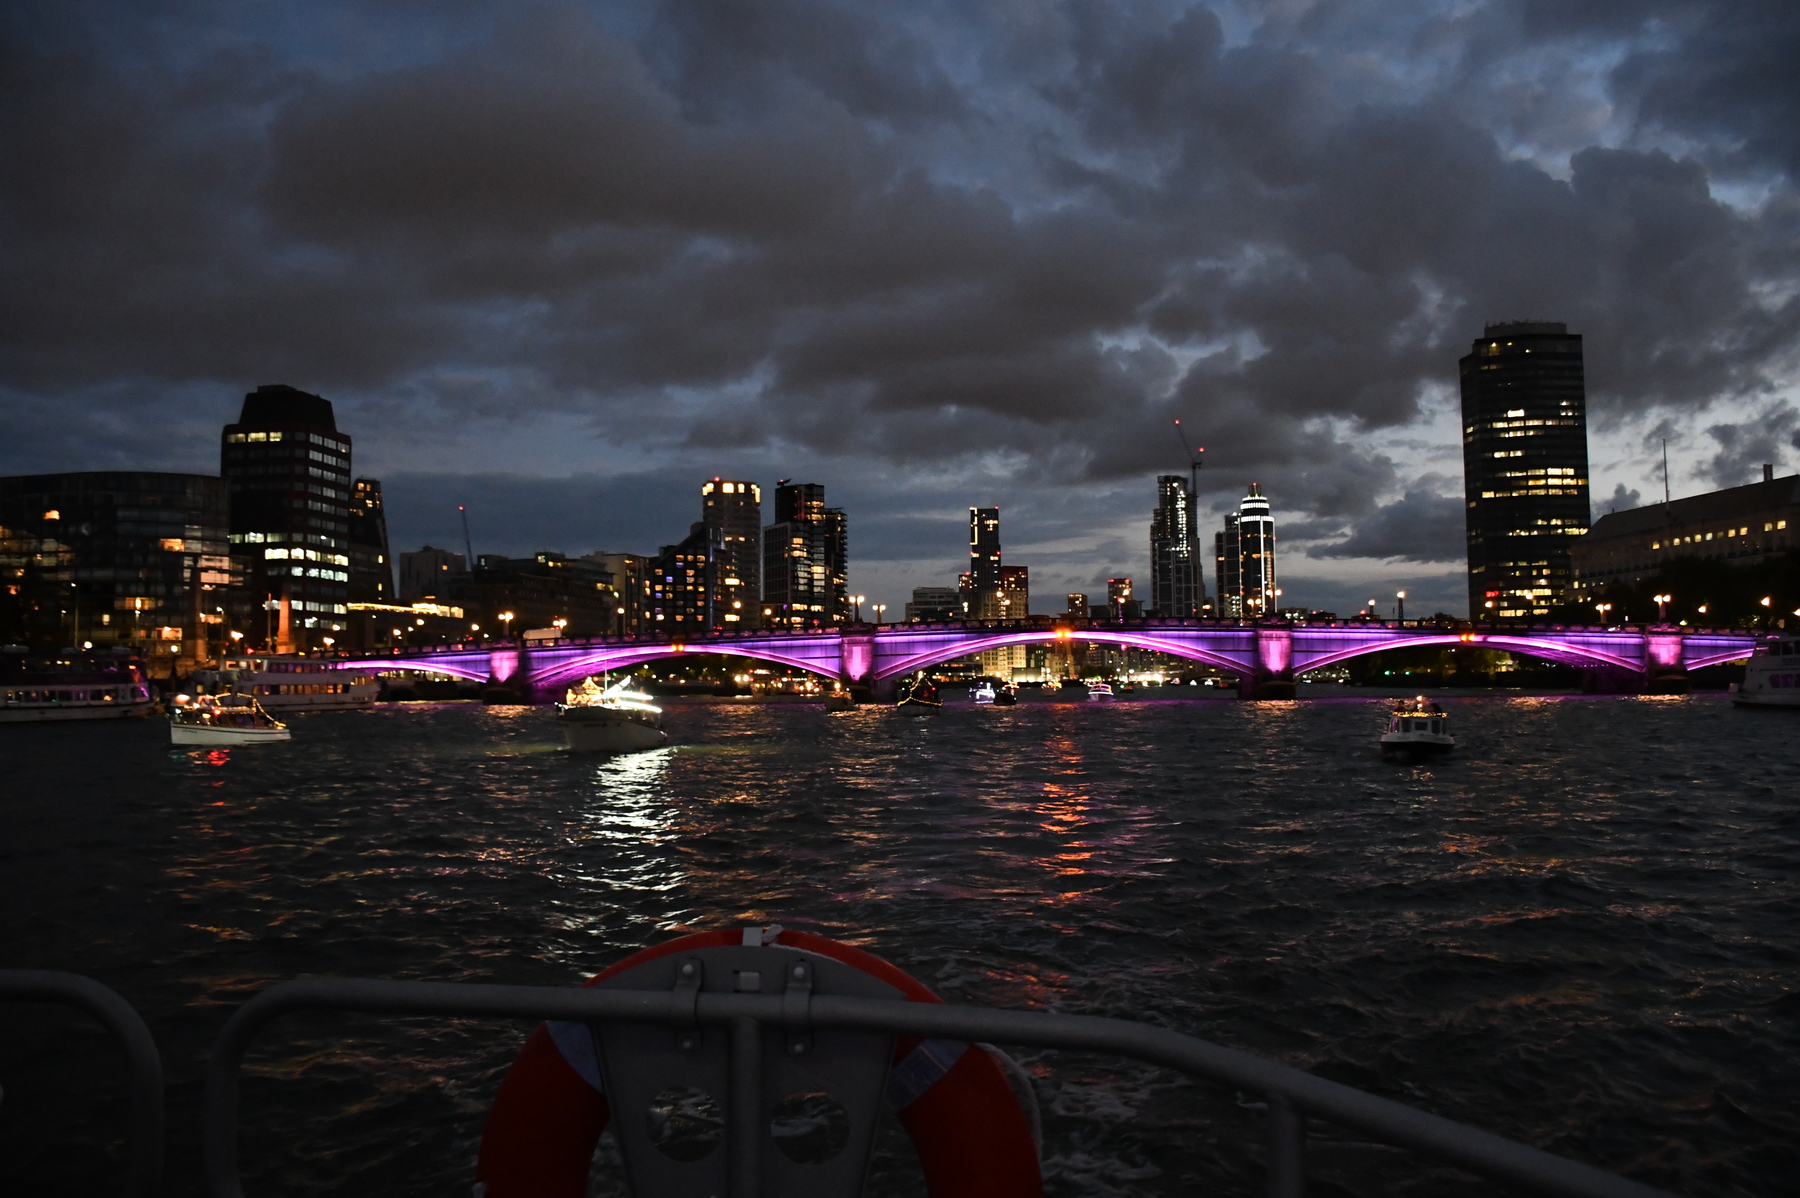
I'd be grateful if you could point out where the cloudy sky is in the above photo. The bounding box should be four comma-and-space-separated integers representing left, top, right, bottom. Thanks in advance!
4, 1, 1798, 616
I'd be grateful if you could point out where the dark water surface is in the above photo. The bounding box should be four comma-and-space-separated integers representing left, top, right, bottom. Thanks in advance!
2, 692, 1797, 1196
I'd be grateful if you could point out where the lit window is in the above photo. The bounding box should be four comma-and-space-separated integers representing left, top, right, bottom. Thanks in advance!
42, 509, 59, 520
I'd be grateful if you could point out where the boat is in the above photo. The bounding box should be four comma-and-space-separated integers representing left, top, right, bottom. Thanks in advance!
1086, 680, 1114, 700
0, 647, 157, 723
558, 676, 669, 753
1731, 630, 1800, 708
187, 654, 376, 712
897, 674, 941, 711
1380, 696, 1454, 755
824, 688, 855, 712
168, 693, 291, 745
993, 683, 1018, 706
972, 681, 996, 705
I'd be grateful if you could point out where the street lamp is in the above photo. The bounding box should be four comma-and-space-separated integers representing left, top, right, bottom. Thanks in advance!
1595, 602, 1613, 624
1368, 598, 1378, 621
616, 606, 626, 638
553, 617, 568, 640
873, 603, 886, 625
499, 611, 515, 638
1653, 593, 1671, 622
851, 594, 865, 623
1396, 589, 1406, 623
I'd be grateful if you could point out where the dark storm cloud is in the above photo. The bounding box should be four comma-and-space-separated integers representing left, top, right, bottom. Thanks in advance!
3, 0, 1799, 561
1306, 487, 1466, 563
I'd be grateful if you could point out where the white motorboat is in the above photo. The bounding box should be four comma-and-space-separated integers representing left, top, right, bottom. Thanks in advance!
972, 681, 997, 705
1380, 696, 1454, 755
1086, 680, 1114, 700
558, 677, 669, 753
169, 693, 291, 745
188, 654, 376, 712
1731, 631, 1800, 708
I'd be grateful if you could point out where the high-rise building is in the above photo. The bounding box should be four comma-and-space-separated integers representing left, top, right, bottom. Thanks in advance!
1459, 321, 1591, 618
1106, 577, 1134, 618
221, 384, 353, 652
1214, 487, 1277, 618
1150, 475, 1203, 617
0, 472, 231, 670
1065, 593, 1089, 618
651, 524, 746, 631
761, 482, 847, 627
969, 507, 1001, 591
347, 478, 392, 604
998, 565, 1029, 619
1215, 514, 1242, 617
1238, 484, 1277, 617
701, 479, 762, 627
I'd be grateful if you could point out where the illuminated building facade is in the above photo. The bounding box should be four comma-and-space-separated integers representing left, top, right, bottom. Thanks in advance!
1150, 475, 1204, 616
1065, 593, 1089, 618
651, 524, 745, 631
1570, 468, 1799, 595
347, 478, 392, 604
978, 564, 1030, 677
221, 384, 352, 651
1460, 322, 1590, 618
1106, 577, 1138, 618
1213, 487, 1277, 617
583, 551, 651, 634
0, 471, 230, 668
761, 482, 847, 627
969, 508, 1001, 591
702, 479, 762, 627
1215, 513, 1242, 617
1237, 485, 1277, 617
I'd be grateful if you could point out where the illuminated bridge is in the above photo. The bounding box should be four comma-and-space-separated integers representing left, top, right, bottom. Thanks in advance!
328, 618, 1759, 700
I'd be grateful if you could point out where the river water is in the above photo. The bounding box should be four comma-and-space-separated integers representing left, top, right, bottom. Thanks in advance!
2, 690, 1796, 1196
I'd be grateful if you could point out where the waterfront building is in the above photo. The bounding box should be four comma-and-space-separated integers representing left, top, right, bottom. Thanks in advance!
221, 384, 353, 652
1214, 513, 1242, 617
904, 586, 959, 622
1106, 577, 1138, 619
702, 479, 762, 627
398, 545, 466, 603
347, 478, 392, 604
761, 482, 848, 628
1238, 485, 1277, 617
1065, 593, 1089, 618
1459, 321, 1591, 618
582, 551, 652, 635
1570, 467, 1799, 595
978, 564, 1031, 677
343, 600, 467, 651
651, 524, 745, 631
459, 552, 617, 638
1150, 475, 1204, 616
0, 472, 231, 671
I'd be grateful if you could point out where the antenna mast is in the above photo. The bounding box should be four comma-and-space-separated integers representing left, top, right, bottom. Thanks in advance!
459, 505, 476, 570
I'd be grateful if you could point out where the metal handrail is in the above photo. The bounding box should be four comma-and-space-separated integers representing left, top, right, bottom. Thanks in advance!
203, 977, 1676, 1198
0, 970, 165, 1198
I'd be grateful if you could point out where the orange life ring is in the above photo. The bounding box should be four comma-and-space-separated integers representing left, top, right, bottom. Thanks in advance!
475, 928, 1043, 1197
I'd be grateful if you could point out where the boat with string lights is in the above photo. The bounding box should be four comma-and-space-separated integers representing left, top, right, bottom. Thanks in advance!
558, 676, 668, 753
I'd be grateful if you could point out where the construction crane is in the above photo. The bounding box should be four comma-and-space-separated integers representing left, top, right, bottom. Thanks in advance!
1171, 419, 1204, 506
459, 505, 476, 571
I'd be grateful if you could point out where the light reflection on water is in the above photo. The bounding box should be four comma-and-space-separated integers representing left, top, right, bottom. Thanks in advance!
0, 693, 1796, 1196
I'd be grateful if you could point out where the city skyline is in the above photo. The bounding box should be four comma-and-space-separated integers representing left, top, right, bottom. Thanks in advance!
5, 5, 1797, 626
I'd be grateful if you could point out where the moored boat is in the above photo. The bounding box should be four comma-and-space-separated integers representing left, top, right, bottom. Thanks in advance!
1731, 631, 1800, 709
558, 677, 668, 753
169, 693, 291, 745
993, 683, 1018, 706
188, 654, 376, 712
1380, 696, 1454, 755
0, 647, 156, 722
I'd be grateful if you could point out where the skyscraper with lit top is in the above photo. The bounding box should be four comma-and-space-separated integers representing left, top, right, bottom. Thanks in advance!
702, 478, 762, 627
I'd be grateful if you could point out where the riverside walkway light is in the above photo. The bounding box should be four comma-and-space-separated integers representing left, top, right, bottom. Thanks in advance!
1654, 593, 1671, 622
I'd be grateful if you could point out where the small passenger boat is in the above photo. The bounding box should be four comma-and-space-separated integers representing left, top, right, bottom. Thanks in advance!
558, 677, 668, 753
1380, 696, 1454, 756
897, 674, 941, 711
972, 681, 997, 705
993, 683, 1018, 706
169, 693, 291, 745
1731, 631, 1800, 709
824, 686, 855, 712
1086, 680, 1114, 700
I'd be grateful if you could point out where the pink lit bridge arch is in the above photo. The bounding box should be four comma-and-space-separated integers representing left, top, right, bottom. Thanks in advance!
326, 619, 1760, 700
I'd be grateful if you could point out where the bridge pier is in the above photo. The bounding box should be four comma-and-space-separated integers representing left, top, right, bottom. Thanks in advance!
1240, 624, 1296, 700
